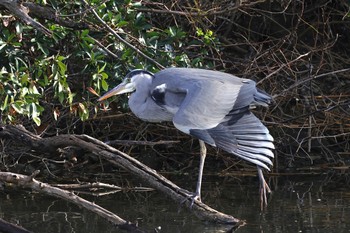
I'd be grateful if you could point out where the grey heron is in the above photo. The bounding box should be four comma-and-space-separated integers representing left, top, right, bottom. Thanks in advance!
98, 68, 274, 208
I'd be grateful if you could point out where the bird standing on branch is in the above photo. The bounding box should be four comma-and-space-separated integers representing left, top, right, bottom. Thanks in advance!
98, 68, 274, 209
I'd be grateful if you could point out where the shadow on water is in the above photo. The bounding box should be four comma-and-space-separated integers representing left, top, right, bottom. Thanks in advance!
1, 172, 350, 233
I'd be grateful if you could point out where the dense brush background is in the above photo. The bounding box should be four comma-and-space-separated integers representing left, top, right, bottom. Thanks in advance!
0, 0, 349, 183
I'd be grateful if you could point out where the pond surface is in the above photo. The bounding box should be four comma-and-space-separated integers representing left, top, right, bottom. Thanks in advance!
1, 172, 350, 233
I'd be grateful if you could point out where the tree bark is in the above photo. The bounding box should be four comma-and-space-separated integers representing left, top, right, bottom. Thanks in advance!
0, 0, 51, 36
0, 217, 32, 233
0, 124, 242, 225
0, 171, 147, 233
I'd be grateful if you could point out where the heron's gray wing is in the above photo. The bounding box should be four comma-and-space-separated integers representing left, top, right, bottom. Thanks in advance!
190, 109, 274, 170
171, 78, 247, 133
153, 68, 264, 132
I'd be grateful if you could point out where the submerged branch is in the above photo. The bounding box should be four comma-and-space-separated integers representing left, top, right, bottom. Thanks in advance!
0, 124, 243, 226
0, 171, 148, 232
0, 217, 32, 233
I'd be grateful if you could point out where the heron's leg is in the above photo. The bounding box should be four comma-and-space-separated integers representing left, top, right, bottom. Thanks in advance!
257, 166, 271, 210
192, 139, 206, 202
181, 140, 206, 207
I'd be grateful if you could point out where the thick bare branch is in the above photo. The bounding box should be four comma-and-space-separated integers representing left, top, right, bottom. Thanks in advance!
0, 124, 242, 225
0, 171, 147, 233
22, 2, 89, 29
0, 217, 32, 233
0, 0, 51, 36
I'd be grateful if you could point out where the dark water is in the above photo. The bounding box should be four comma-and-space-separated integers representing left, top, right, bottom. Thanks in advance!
1, 172, 350, 233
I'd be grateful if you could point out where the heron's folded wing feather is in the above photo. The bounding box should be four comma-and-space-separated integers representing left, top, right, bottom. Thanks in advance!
153, 67, 267, 132
172, 79, 245, 133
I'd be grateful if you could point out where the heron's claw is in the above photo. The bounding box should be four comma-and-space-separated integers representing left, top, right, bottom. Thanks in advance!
189, 193, 201, 208
181, 192, 201, 208
259, 178, 271, 210
257, 167, 271, 210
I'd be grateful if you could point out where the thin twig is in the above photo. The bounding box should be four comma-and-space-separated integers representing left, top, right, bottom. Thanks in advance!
89, 36, 120, 59
257, 52, 310, 85
273, 68, 350, 98
83, 0, 164, 69
106, 139, 180, 147
137, 1, 263, 16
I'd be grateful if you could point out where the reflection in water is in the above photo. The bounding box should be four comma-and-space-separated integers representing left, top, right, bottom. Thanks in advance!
0, 173, 349, 233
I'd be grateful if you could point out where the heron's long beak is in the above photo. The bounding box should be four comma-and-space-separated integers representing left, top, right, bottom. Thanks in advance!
98, 82, 129, 101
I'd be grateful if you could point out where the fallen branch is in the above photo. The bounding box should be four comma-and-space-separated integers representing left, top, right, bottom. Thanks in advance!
0, 171, 146, 233
22, 2, 89, 29
106, 139, 180, 147
0, 0, 51, 36
53, 181, 154, 192
0, 124, 243, 225
0, 217, 32, 233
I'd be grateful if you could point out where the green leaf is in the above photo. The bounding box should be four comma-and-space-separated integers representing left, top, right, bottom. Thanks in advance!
100, 72, 108, 79
101, 79, 108, 91
0, 43, 7, 51
11, 101, 24, 114
31, 85, 40, 95
33, 116, 41, 126
57, 60, 67, 75
58, 81, 63, 92
81, 29, 90, 37
1, 95, 8, 111
196, 27, 204, 36
21, 74, 29, 84
36, 42, 49, 56
30, 103, 38, 117
117, 21, 128, 27
16, 22, 23, 34
67, 92, 74, 105
58, 92, 65, 104
98, 63, 107, 73
169, 27, 176, 37
78, 102, 89, 121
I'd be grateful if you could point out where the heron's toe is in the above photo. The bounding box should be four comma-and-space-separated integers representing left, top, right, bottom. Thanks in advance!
180, 192, 201, 208
188, 192, 202, 208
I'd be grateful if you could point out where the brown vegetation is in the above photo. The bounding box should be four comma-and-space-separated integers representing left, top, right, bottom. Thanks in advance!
0, 0, 350, 230
1, 0, 349, 191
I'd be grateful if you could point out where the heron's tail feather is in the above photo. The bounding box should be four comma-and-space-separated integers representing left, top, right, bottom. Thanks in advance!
190, 111, 274, 170
253, 89, 272, 107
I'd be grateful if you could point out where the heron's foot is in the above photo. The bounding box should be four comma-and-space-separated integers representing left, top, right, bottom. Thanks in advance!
189, 192, 201, 207
257, 166, 271, 210
181, 192, 201, 208
259, 179, 271, 210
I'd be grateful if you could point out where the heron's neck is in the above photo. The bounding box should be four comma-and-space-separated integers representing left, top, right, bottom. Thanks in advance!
128, 76, 152, 116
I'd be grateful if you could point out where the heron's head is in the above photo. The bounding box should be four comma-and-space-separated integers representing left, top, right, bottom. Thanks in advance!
98, 70, 153, 101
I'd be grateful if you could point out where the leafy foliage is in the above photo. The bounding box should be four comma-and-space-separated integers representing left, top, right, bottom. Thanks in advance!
0, 0, 220, 126
1, 0, 350, 168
